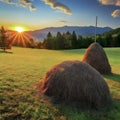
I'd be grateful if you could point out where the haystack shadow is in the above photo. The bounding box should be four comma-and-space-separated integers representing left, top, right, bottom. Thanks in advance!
104, 73, 120, 82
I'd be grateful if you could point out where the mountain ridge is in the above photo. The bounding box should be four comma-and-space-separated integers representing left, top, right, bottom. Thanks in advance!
26, 26, 112, 41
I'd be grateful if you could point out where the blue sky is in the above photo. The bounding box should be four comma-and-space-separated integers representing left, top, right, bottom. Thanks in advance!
0, 0, 120, 31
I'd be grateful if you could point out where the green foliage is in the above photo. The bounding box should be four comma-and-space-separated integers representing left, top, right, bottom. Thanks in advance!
102, 28, 120, 47
43, 32, 54, 49
43, 28, 120, 49
0, 47, 120, 120
0, 26, 11, 51
71, 31, 78, 49
103, 28, 120, 35
43, 31, 79, 49
63, 31, 72, 49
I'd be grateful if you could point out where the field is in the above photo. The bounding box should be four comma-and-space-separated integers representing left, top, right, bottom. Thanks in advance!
0, 47, 120, 120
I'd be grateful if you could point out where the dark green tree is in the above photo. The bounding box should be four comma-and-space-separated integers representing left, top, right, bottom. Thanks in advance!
77, 35, 83, 48
43, 32, 53, 49
37, 41, 42, 49
47, 32, 52, 38
96, 35, 107, 47
104, 33, 112, 47
63, 31, 72, 49
111, 34, 120, 47
71, 31, 78, 49
117, 34, 120, 47
0, 26, 11, 51
55, 32, 64, 49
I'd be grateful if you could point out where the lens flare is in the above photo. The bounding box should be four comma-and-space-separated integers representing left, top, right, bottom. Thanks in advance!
7, 29, 35, 47
15, 27, 24, 33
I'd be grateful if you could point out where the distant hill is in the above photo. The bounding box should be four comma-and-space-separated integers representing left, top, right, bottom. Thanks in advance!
26, 26, 112, 41
103, 27, 120, 36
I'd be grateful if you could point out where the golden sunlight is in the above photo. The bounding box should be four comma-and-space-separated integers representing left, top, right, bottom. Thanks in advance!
15, 27, 24, 33
7, 30, 34, 47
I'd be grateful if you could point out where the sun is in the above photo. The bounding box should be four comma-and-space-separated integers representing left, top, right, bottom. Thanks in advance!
15, 27, 24, 33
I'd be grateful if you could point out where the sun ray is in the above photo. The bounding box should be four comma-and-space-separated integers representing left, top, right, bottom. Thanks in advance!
24, 32, 39, 43
6, 29, 37, 47
24, 32, 38, 41
10, 33, 19, 45
20, 34, 26, 47
16, 34, 21, 46
21, 34, 28, 43
19, 34, 24, 46
24, 32, 34, 38
22, 33, 33, 44
9, 32, 17, 39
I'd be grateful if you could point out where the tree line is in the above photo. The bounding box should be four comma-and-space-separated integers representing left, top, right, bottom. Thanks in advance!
13, 31, 120, 49
1, 26, 120, 50
40, 30, 120, 49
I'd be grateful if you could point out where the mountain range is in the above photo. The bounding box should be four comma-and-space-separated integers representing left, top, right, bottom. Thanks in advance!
26, 26, 112, 41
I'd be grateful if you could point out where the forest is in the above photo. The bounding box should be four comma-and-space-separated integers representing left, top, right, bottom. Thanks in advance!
42, 28, 120, 49
0, 27, 120, 50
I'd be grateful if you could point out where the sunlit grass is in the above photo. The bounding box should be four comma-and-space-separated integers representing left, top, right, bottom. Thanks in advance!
0, 47, 120, 120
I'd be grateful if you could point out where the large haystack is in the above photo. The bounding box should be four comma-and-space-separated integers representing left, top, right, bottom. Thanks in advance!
38, 61, 111, 109
82, 42, 111, 74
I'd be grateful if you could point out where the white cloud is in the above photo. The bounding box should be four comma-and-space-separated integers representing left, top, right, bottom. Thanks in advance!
0, 0, 36, 11
0, 0, 72, 14
98, 0, 120, 18
99, 0, 120, 6
29, 5, 36, 11
43, 0, 72, 15
111, 9, 120, 17
19, 0, 32, 5
0, 0, 16, 5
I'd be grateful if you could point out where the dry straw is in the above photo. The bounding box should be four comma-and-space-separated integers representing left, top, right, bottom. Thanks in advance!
82, 42, 111, 74
37, 61, 111, 109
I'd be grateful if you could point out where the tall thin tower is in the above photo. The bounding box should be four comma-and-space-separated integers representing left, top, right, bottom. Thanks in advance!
95, 16, 98, 42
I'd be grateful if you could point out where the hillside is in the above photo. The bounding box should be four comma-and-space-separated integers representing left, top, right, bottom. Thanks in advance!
103, 27, 120, 36
26, 26, 112, 41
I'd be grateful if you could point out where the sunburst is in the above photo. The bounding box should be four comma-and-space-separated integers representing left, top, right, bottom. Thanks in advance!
7, 30, 35, 47
15, 27, 24, 33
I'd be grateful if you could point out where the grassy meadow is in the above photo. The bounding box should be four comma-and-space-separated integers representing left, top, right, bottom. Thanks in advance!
0, 47, 120, 120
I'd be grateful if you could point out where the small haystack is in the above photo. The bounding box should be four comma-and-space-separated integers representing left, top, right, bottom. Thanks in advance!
38, 61, 111, 109
82, 42, 111, 74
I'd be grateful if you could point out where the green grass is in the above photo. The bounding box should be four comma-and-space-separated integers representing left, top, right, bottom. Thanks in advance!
0, 47, 120, 120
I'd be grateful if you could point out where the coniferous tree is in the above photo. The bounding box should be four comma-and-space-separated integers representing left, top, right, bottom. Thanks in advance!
56, 32, 64, 49
97, 35, 107, 47
71, 31, 78, 49
0, 26, 11, 51
111, 34, 120, 47
104, 33, 112, 47
64, 31, 72, 49
43, 32, 53, 49
117, 34, 120, 47
47, 32, 52, 38
77, 35, 83, 48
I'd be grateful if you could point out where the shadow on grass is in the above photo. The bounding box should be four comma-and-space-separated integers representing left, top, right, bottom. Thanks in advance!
0, 50, 13, 54
57, 49, 85, 55
54, 98, 120, 120
104, 73, 120, 82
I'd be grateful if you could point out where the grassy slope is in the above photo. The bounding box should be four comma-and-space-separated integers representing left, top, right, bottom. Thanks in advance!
0, 47, 120, 120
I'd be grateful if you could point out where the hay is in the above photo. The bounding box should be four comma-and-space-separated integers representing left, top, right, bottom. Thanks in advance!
82, 42, 111, 74
37, 61, 111, 109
